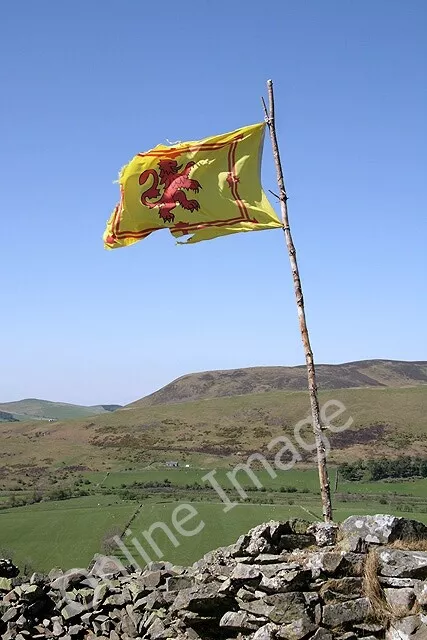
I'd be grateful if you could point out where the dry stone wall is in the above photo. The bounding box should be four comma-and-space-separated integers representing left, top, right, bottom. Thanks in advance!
1, 515, 427, 640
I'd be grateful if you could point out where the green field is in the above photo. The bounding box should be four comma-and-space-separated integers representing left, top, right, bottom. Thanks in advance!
86, 467, 427, 498
1, 473, 427, 573
0, 495, 135, 571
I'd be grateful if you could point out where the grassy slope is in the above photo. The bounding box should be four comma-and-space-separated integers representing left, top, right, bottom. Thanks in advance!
0, 399, 121, 422
1, 386, 426, 472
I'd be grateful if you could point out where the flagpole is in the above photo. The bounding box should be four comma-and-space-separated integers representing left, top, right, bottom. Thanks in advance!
262, 79, 333, 522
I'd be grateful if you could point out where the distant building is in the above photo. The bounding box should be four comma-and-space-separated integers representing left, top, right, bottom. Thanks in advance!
165, 461, 179, 468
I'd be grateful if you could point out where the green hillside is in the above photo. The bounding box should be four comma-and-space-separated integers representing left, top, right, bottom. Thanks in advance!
0, 399, 121, 422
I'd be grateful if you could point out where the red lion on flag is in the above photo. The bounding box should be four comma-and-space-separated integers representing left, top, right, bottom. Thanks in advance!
139, 159, 202, 223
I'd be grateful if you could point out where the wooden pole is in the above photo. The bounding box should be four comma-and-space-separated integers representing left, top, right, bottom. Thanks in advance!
262, 79, 333, 522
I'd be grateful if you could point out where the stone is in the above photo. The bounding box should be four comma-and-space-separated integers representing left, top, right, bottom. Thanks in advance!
0, 559, 19, 578
93, 581, 109, 607
2, 606, 19, 622
380, 577, 418, 587
61, 601, 86, 620
385, 615, 427, 640
30, 572, 47, 585
0, 577, 12, 591
253, 624, 281, 640
166, 576, 194, 591
379, 549, 427, 578
219, 610, 260, 631
319, 577, 363, 602
264, 592, 307, 624
277, 613, 317, 640
148, 617, 169, 639
279, 535, 316, 551
237, 587, 257, 601
341, 515, 427, 545
231, 563, 262, 583
143, 570, 163, 589
50, 570, 89, 591
238, 598, 273, 618
307, 523, 339, 548
415, 580, 427, 605
259, 569, 311, 594
19, 583, 44, 600
257, 555, 288, 564
306, 552, 345, 576
171, 584, 235, 616
354, 623, 385, 633
145, 590, 166, 610
384, 587, 416, 614
310, 629, 333, 640
322, 597, 372, 627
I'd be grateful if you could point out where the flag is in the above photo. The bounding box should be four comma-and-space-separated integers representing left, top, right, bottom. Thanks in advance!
103, 123, 282, 248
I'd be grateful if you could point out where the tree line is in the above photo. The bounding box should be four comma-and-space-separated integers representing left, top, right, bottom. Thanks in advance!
339, 456, 427, 482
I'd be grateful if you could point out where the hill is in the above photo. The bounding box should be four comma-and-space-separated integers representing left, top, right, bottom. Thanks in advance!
130, 359, 427, 408
1, 386, 426, 479
0, 399, 122, 422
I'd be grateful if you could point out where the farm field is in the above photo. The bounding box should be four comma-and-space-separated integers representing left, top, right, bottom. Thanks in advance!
0, 495, 135, 572
85, 467, 427, 497
1, 466, 427, 573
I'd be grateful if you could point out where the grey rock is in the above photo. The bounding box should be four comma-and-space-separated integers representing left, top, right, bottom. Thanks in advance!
322, 597, 372, 626
171, 583, 235, 616
310, 629, 333, 640
380, 577, 418, 587
238, 598, 273, 618
237, 587, 257, 601
257, 554, 289, 564
385, 614, 427, 640
61, 601, 86, 620
264, 592, 307, 624
307, 523, 339, 548
166, 576, 194, 591
48, 567, 63, 581
379, 549, 427, 578
231, 563, 262, 583
2, 606, 19, 622
415, 580, 427, 605
253, 623, 281, 639
0, 577, 12, 591
354, 622, 385, 633
259, 569, 311, 594
220, 610, 260, 631
279, 535, 316, 551
341, 515, 427, 545
29, 572, 47, 585
384, 587, 416, 614
277, 613, 317, 640
143, 570, 163, 589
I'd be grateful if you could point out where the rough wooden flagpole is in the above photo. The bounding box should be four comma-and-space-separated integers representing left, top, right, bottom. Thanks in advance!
262, 79, 333, 522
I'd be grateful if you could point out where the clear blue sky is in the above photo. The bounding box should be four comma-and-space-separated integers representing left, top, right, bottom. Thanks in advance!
1, 1, 426, 405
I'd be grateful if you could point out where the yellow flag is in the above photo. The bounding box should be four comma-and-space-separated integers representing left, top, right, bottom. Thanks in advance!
103, 123, 282, 248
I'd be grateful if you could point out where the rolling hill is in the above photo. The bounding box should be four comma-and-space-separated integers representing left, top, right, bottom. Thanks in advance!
130, 359, 427, 408
0, 399, 122, 422
0, 360, 425, 481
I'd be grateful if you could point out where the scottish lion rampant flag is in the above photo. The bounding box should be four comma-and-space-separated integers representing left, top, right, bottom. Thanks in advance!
103, 123, 282, 247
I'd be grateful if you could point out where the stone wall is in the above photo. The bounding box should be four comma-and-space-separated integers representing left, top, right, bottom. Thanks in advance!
1, 515, 427, 640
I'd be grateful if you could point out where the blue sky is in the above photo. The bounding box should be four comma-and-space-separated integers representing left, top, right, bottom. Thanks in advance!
1, 0, 426, 405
